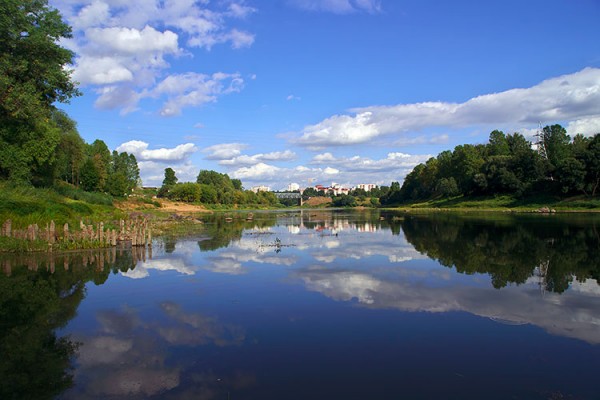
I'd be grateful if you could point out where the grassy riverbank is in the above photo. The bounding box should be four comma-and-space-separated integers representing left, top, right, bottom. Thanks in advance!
0, 183, 122, 226
387, 194, 600, 212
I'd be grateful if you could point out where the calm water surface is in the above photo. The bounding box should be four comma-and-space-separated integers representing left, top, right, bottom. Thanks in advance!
1, 210, 599, 399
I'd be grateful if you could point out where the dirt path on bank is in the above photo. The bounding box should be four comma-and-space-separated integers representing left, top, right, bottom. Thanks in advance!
116, 198, 211, 213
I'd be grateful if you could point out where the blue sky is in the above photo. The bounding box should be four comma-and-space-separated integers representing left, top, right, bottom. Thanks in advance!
50, 0, 600, 189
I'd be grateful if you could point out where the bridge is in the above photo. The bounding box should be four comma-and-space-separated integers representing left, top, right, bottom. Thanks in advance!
273, 192, 303, 206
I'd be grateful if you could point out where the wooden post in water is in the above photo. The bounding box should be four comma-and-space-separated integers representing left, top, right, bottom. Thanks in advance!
49, 221, 55, 244
2, 220, 11, 237
63, 223, 69, 242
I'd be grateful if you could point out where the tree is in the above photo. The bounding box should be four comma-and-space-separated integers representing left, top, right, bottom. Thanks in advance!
488, 130, 510, 156
53, 111, 85, 186
106, 172, 129, 197
542, 124, 571, 170
581, 134, 600, 196
168, 183, 200, 202
88, 140, 111, 191
0, 0, 79, 183
333, 194, 357, 207
197, 170, 233, 190
436, 177, 459, 197
232, 178, 242, 190
555, 158, 586, 194
109, 151, 139, 195
163, 168, 178, 187
79, 158, 99, 192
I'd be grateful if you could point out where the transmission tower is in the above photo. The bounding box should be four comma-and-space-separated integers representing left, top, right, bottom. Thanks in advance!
534, 122, 548, 159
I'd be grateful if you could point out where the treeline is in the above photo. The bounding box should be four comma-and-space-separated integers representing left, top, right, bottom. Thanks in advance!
158, 168, 279, 207
382, 125, 600, 204
0, 1, 139, 197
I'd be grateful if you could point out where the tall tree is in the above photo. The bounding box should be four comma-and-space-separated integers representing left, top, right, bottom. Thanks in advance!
163, 168, 178, 187
87, 140, 111, 191
0, 0, 79, 182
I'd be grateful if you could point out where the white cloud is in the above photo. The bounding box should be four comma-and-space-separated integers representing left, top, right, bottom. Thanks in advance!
227, 2, 257, 19
287, 94, 301, 101
137, 160, 199, 187
294, 68, 600, 147
289, 0, 381, 14
566, 117, 600, 136
393, 134, 450, 147
85, 25, 179, 55
94, 85, 140, 114
52, 0, 254, 114
116, 140, 199, 186
311, 152, 431, 172
219, 150, 297, 166
231, 162, 282, 180
152, 72, 244, 116
117, 140, 197, 162
227, 150, 430, 188
203, 143, 248, 160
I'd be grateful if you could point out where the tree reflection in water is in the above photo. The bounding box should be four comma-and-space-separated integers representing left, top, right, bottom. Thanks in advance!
400, 213, 600, 293
0, 248, 147, 399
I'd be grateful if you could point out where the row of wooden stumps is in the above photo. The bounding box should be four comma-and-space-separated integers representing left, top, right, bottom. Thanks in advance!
0, 216, 152, 249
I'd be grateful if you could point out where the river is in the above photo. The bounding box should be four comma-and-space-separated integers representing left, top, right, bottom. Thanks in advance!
1, 210, 599, 399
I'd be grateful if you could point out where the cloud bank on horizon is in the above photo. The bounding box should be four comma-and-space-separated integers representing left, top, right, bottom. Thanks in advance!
50, 1, 600, 189
294, 68, 600, 149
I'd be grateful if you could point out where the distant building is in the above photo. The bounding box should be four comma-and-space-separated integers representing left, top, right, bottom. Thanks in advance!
250, 185, 270, 193
355, 183, 377, 192
313, 183, 350, 196
287, 183, 300, 192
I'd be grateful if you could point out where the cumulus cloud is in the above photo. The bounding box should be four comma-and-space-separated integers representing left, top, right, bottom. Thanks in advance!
289, 0, 382, 14
311, 152, 431, 173
137, 160, 198, 187
219, 150, 297, 166
203, 143, 248, 160
117, 140, 197, 161
294, 68, 600, 148
227, 151, 430, 188
116, 140, 199, 186
566, 117, 600, 136
52, 0, 254, 114
153, 72, 244, 116
231, 162, 282, 180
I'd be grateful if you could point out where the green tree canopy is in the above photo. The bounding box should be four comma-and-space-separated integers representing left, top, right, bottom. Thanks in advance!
163, 168, 178, 187
0, 0, 80, 183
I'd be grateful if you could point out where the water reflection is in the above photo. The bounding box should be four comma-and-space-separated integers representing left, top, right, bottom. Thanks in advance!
0, 247, 151, 400
190, 211, 600, 344
64, 303, 248, 399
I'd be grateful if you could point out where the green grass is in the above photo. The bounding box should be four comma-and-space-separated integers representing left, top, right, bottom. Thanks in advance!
392, 194, 600, 211
0, 182, 121, 229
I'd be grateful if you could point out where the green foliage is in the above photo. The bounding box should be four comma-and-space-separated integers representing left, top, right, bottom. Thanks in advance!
333, 194, 357, 207
0, 182, 115, 228
79, 158, 99, 192
197, 170, 234, 190
386, 126, 600, 205
162, 167, 178, 187
168, 182, 201, 202
0, 0, 80, 183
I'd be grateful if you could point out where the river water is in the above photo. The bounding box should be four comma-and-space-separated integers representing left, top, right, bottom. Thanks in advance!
1, 210, 599, 399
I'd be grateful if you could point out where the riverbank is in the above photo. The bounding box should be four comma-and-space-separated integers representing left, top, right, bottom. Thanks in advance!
385, 194, 600, 213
